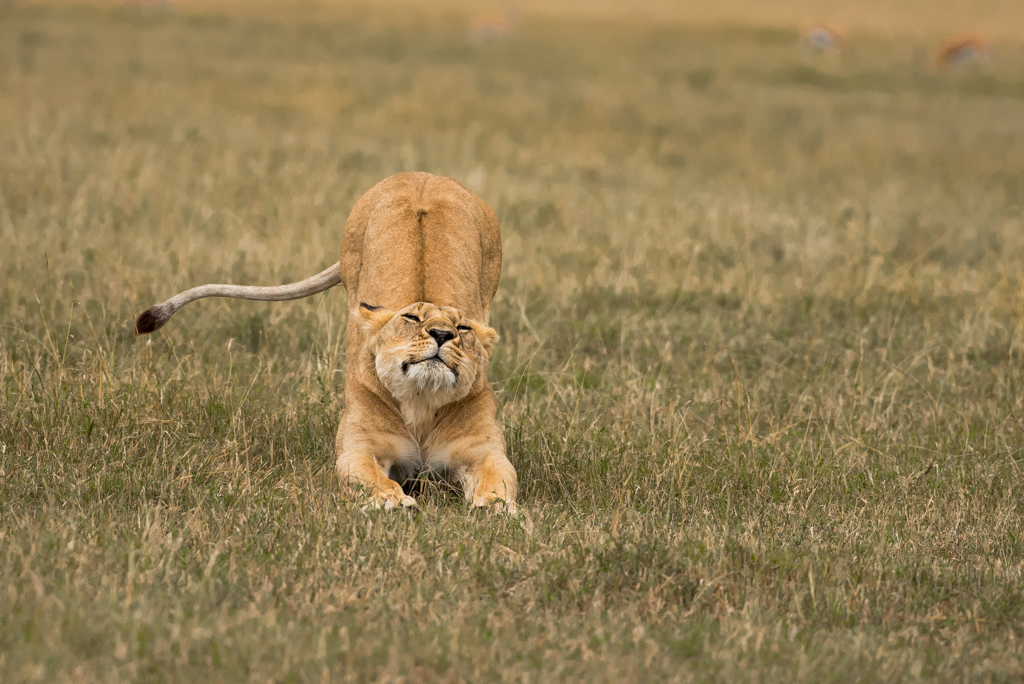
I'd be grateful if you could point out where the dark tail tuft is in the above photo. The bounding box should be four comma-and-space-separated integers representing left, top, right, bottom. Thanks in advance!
135, 306, 170, 335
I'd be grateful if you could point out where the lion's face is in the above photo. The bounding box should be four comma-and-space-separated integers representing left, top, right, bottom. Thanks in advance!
358, 302, 497, 406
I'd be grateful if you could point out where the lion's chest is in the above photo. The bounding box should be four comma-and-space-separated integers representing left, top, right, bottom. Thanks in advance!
400, 401, 438, 445
395, 402, 466, 476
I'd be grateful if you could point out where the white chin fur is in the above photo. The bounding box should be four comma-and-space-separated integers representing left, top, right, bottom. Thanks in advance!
405, 359, 458, 393
376, 354, 461, 401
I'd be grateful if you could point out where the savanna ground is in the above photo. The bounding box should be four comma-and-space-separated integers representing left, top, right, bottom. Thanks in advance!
2, 1, 1024, 681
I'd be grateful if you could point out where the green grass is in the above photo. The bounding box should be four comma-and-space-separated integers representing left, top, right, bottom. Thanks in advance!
2, 3, 1024, 681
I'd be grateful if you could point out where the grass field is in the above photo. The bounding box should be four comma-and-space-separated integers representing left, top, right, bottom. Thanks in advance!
2, 2, 1024, 681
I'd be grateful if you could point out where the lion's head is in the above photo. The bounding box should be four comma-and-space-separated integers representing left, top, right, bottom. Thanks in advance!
357, 302, 497, 407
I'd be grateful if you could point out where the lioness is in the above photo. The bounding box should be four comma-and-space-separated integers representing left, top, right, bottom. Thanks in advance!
136, 172, 517, 512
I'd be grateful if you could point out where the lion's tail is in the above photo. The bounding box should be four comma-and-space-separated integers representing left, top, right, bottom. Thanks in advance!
135, 261, 342, 335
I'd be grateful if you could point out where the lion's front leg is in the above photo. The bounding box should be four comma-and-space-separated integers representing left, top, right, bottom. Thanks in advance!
464, 448, 518, 513
429, 423, 518, 513
335, 413, 418, 510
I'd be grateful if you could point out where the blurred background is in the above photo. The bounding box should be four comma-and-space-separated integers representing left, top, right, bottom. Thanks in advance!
86, 0, 1024, 39
2, 1, 1024, 680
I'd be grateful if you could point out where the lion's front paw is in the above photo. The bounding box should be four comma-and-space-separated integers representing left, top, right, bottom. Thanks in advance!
466, 464, 518, 515
471, 493, 517, 515
362, 483, 419, 512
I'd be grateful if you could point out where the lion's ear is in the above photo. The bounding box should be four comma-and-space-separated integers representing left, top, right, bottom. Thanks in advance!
468, 320, 498, 354
356, 302, 395, 335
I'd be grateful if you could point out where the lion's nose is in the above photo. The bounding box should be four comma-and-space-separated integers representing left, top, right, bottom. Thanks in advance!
428, 328, 455, 346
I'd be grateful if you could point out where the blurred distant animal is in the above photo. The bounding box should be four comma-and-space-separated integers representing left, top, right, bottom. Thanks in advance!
801, 24, 844, 54
937, 36, 989, 67
470, 9, 518, 44
135, 173, 517, 513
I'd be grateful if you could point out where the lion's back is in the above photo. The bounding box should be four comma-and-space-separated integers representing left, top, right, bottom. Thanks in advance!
339, 173, 501, 321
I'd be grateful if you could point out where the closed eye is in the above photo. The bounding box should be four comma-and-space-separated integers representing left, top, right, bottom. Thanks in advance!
456, 325, 472, 333
402, 314, 421, 323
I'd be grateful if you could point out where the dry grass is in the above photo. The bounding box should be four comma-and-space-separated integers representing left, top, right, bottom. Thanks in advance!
2, 2, 1024, 682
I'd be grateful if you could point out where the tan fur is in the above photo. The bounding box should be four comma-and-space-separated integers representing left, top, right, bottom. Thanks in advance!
335, 173, 515, 511
135, 172, 516, 512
